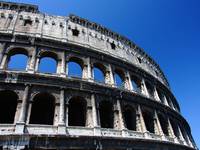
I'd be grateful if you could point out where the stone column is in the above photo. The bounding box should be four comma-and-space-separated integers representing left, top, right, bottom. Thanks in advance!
60, 51, 66, 77
168, 98, 175, 109
56, 59, 62, 74
0, 53, 8, 70
58, 89, 66, 134
125, 71, 133, 90
154, 111, 164, 137
163, 95, 169, 106
91, 94, 98, 127
34, 56, 40, 72
87, 57, 92, 81
135, 105, 142, 132
141, 79, 149, 97
105, 70, 110, 85
82, 57, 92, 80
167, 118, 175, 138
0, 43, 6, 64
28, 47, 37, 73
65, 100, 69, 127
177, 125, 186, 144
183, 128, 193, 147
108, 64, 115, 86
82, 64, 88, 79
153, 87, 160, 102
137, 105, 147, 133
86, 98, 93, 128
15, 85, 30, 134
92, 94, 101, 136
113, 99, 125, 130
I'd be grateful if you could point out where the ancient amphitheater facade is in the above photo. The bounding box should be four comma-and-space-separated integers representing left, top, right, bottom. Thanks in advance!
0, 1, 197, 150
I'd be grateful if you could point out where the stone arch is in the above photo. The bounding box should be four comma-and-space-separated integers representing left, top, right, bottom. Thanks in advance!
0, 90, 18, 124
67, 56, 84, 78
68, 96, 87, 127
114, 68, 125, 88
131, 75, 142, 93
170, 118, 180, 139
6, 47, 30, 56
142, 108, 155, 133
6, 47, 29, 71
99, 100, 114, 128
145, 81, 154, 99
123, 105, 136, 131
180, 125, 190, 144
156, 88, 165, 103
157, 113, 169, 136
38, 51, 58, 73
92, 63, 106, 83
29, 92, 55, 125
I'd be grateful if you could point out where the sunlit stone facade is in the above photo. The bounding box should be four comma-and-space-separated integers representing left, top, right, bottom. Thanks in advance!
0, 1, 197, 150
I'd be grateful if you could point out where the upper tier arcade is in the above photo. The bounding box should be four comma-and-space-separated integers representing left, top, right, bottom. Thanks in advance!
0, 1, 169, 88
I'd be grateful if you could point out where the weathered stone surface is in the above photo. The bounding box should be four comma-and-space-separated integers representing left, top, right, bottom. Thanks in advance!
0, 1, 197, 150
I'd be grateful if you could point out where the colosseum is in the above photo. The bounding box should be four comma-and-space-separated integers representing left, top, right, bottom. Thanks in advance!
0, 1, 197, 150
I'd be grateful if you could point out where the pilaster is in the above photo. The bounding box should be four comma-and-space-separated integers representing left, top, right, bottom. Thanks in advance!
15, 85, 30, 134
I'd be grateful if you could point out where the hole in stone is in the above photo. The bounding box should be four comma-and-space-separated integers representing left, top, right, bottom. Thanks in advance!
24, 19, 32, 26
110, 42, 116, 50
72, 28, 80, 36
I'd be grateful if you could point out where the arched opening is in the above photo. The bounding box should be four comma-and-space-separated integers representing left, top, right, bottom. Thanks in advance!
157, 89, 165, 104
180, 126, 190, 144
158, 114, 169, 136
93, 64, 105, 83
166, 97, 174, 108
8, 54, 28, 71
0, 90, 18, 124
145, 81, 154, 99
68, 97, 87, 127
131, 75, 141, 93
39, 57, 57, 73
29, 93, 55, 125
123, 106, 136, 131
114, 70, 124, 88
99, 101, 113, 128
143, 110, 154, 133
170, 119, 180, 139
67, 57, 83, 78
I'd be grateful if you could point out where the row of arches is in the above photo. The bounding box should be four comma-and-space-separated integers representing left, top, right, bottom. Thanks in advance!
0, 90, 188, 143
1, 48, 179, 112
7, 53, 105, 81
6, 53, 138, 88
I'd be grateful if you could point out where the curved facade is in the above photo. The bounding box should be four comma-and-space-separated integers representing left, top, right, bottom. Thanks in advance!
0, 1, 197, 150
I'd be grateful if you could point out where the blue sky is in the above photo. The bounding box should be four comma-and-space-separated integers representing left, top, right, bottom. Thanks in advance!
7, 0, 200, 147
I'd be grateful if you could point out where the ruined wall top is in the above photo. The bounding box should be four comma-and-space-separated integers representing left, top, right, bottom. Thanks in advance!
0, 1, 39, 13
0, 1, 170, 88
